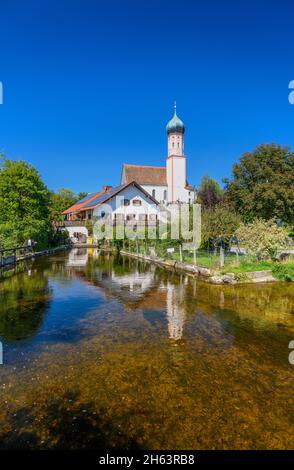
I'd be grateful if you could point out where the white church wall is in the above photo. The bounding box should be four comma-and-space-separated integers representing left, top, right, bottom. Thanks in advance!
140, 185, 167, 204
167, 156, 190, 203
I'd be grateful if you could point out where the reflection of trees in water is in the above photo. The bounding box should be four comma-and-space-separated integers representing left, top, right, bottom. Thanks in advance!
0, 271, 50, 342
0, 389, 139, 450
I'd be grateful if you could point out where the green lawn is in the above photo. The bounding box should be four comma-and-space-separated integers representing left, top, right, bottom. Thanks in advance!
134, 243, 294, 281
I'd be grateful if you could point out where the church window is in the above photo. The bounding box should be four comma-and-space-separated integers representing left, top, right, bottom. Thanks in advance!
152, 189, 156, 198
164, 190, 167, 200
123, 199, 130, 206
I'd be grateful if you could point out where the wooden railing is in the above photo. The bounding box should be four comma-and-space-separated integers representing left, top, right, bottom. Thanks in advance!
0, 245, 35, 268
54, 220, 88, 227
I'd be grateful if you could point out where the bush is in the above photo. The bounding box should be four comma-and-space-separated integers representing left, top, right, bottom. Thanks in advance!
236, 218, 289, 260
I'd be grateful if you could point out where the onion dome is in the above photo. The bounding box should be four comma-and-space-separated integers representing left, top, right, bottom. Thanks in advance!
166, 102, 185, 134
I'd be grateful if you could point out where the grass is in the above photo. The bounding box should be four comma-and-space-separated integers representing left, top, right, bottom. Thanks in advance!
129, 242, 294, 282
271, 263, 294, 282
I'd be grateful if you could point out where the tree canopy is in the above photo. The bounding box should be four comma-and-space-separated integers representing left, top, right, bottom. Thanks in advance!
201, 204, 241, 247
0, 157, 51, 248
49, 188, 78, 221
224, 144, 294, 223
197, 175, 223, 210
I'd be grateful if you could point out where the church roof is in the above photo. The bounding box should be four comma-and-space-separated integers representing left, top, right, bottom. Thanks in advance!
122, 164, 167, 186
166, 103, 185, 135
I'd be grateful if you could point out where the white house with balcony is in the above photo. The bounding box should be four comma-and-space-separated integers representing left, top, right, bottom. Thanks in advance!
61, 181, 162, 243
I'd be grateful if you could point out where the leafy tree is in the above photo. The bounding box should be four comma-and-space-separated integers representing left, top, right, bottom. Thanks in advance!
201, 204, 241, 247
197, 175, 223, 210
49, 188, 78, 221
78, 191, 88, 200
236, 218, 289, 260
0, 157, 50, 248
224, 144, 294, 223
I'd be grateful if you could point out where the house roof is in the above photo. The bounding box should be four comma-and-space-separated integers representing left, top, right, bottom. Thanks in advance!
63, 188, 110, 214
122, 164, 167, 186
63, 181, 159, 215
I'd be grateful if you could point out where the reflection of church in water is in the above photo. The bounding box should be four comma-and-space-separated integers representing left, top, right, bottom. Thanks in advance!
166, 278, 187, 340
66, 249, 187, 340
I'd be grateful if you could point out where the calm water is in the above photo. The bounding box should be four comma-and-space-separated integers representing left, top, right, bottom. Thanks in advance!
0, 248, 294, 450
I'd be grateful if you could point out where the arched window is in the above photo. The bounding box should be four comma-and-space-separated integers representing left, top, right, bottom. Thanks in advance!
152, 189, 156, 198
164, 190, 167, 200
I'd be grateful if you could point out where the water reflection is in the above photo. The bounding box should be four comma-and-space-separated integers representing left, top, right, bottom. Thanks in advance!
166, 278, 186, 340
0, 250, 294, 449
0, 269, 50, 342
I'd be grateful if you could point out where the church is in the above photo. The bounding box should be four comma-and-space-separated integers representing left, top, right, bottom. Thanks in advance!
62, 105, 195, 242
121, 103, 194, 204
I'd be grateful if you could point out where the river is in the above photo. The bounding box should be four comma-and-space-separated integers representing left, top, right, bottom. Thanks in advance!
0, 248, 293, 449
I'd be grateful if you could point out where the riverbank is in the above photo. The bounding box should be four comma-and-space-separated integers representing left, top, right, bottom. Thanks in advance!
120, 250, 279, 284
0, 245, 71, 279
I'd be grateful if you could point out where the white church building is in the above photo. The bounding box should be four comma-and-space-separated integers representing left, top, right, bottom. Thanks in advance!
62, 105, 195, 242
121, 103, 194, 204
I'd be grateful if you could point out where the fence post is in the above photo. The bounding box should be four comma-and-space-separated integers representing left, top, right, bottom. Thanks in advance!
193, 246, 197, 266
179, 244, 183, 263
220, 246, 225, 268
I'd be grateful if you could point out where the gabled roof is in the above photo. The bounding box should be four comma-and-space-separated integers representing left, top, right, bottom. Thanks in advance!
63, 188, 110, 214
63, 181, 159, 215
122, 164, 167, 186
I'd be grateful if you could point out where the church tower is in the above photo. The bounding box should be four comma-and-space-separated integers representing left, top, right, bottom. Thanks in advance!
166, 103, 187, 203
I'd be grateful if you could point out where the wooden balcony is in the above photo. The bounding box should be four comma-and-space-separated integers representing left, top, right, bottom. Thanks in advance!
54, 220, 89, 227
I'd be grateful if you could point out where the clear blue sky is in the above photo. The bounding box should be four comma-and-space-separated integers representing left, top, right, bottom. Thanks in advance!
0, 0, 293, 193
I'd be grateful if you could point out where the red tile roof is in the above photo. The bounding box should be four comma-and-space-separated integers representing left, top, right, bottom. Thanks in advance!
122, 164, 167, 186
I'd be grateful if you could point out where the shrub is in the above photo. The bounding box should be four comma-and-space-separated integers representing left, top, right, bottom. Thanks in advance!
236, 218, 289, 260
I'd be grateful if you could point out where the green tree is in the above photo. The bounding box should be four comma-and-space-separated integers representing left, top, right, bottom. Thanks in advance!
0, 157, 50, 248
236, 218, 289, 260
201, 204, 241, 247
78, 191, 88, 200
197, 175, 223, 210
49, 188, 78, 221
224, 144, 294, 223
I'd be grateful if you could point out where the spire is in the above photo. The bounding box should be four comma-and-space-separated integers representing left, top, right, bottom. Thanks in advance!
166, 102, 185, 134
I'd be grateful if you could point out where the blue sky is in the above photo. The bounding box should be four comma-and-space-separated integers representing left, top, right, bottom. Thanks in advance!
0, 0, 293, 193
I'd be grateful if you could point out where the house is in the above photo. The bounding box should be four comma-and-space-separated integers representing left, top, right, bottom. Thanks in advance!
60, 104, 195, 243
61, 181, 161, 243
